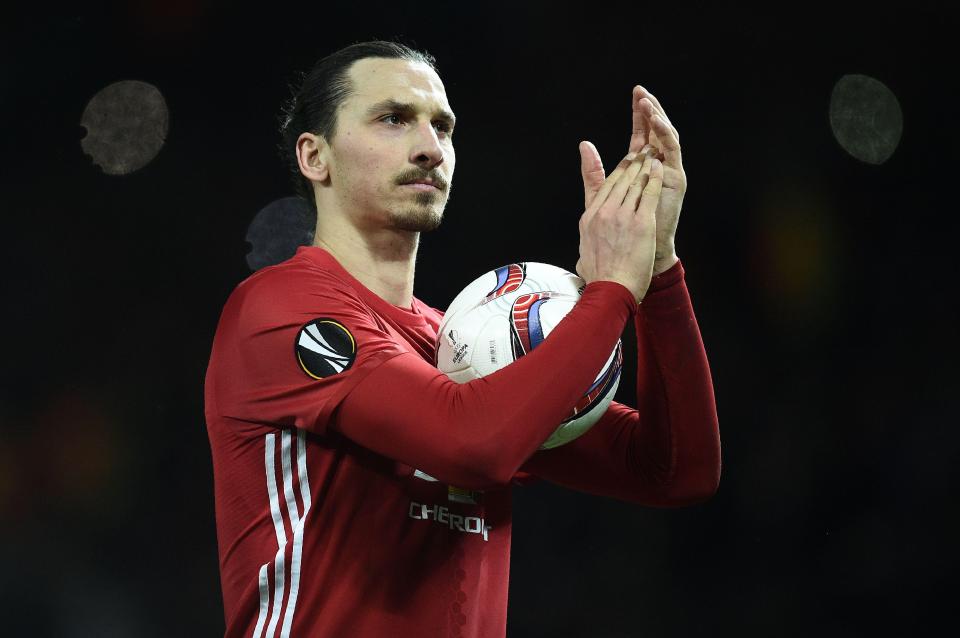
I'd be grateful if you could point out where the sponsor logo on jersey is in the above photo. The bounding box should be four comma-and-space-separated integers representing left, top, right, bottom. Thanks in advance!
295, 319, 356, 379
409, 501, 492, 541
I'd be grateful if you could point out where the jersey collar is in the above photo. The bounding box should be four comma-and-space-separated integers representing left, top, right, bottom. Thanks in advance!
295, 245, 428, 328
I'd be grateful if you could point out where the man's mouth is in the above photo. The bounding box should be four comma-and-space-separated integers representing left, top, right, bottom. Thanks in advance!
402, 180, 441, 191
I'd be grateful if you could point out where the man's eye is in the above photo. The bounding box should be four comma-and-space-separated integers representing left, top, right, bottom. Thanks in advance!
382, 114, 403, 125
434, 121, 452, 134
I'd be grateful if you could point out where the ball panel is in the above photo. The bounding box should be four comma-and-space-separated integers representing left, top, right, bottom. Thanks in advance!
540, 371, 621, 450
439, 269, 501, 333
472, 314, 514, 378
565, 340, 624, 422
436, 317, 479, 374
519, 262, 585, 298
528, 295, 577, 337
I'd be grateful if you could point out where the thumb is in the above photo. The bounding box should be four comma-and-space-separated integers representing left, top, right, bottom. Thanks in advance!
579, 141, 605, 210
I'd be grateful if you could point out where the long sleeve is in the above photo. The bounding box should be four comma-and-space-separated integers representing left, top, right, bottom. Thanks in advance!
330, 280, 640, 490
516, 259, 722, 507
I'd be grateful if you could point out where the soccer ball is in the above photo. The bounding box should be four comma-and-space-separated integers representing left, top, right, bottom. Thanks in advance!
436, 262, 623, 450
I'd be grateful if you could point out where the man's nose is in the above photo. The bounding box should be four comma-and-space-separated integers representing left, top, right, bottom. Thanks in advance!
409, 121, 444, 170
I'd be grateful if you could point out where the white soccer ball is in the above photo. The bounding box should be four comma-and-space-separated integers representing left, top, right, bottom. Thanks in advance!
436, 262, 623, 450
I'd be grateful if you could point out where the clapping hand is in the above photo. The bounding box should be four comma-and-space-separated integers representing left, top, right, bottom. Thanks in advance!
579, 86, 685, 275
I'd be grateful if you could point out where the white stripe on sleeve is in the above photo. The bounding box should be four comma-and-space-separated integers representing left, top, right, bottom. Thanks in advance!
264, 433, 287, 638
280, 428, 312, 638
252, 564, 270, 638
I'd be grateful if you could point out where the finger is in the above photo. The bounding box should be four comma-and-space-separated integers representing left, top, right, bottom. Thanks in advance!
638, 143, 659, 162
636, 159, 664, 217
637, 86, 680, 143
589, 151, 635, 211
589, 143, 659, 212
636, 87, 672, 127
605, 152, 648, 210
623, 157, 654, 212
649, 114, 683, 169
579, 141, 606, 210
591, 144, 659, 209
629, 85, 649, 154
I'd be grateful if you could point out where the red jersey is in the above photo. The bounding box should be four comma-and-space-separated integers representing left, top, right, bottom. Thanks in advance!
204, 245, 720, 637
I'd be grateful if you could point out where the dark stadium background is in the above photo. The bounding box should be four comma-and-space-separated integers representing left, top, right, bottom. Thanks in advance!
2, 2, 957, 636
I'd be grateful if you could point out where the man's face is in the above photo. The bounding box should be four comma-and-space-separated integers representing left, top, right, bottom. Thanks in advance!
326, 57, 456, 233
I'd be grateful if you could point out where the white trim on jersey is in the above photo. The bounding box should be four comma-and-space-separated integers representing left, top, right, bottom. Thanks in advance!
264, 433, 287, 638
254, 430, 312, 638
253, 564, 270, 638
280, 428, 312, 638
281, 430, 300, 531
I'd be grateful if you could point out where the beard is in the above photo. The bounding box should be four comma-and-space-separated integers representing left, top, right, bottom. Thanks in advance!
387, 192, 445, 232
388, 207, 443, 232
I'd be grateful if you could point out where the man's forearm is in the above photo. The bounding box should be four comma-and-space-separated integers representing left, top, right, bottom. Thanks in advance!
633, 257, 721, 503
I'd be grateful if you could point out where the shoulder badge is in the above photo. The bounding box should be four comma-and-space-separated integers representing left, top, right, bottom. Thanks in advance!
295, 319, 356, 379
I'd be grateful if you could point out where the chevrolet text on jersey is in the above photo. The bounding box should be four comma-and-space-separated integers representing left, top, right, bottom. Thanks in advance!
408, 501, 493, 541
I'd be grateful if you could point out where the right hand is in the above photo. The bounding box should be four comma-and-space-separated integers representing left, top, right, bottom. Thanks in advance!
574, 144, 664, 304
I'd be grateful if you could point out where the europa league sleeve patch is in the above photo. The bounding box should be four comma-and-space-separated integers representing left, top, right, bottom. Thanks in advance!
295, 319, 357, 379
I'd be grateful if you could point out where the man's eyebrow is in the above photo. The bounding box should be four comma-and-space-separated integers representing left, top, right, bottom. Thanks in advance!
365, 99, 456, 126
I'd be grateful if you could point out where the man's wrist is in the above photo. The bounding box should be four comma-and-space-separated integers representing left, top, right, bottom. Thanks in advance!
652, 250, 679, 277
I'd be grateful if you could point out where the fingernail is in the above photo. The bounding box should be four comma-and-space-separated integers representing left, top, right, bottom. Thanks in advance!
626, 152, 638, 161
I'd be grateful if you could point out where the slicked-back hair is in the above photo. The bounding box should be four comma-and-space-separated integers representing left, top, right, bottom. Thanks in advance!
277, 40, 439, 216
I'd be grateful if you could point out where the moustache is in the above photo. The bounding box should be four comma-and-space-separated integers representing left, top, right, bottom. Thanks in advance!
397, 173, 447, 191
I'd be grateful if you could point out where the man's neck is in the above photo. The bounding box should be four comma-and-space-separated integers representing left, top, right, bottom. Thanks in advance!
312, 219, 418, 309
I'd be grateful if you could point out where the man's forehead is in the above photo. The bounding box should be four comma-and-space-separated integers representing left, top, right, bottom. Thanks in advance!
345, 57, 452, 112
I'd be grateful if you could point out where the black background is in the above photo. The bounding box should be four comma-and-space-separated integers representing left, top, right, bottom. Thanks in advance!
2, 2, 957, 636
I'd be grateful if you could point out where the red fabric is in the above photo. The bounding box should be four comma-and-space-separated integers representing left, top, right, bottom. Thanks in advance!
204, 245, 720, 638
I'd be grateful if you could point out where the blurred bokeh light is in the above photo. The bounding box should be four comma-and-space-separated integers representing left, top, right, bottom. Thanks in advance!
245, 196, 315, 271
80, 80, 168, 175
829, 74, 903, 165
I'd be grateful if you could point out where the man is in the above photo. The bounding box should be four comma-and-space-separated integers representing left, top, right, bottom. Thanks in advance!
205, 40, 720, 638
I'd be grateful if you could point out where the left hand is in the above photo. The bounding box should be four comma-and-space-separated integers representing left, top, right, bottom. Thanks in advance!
580, 85, 686, 275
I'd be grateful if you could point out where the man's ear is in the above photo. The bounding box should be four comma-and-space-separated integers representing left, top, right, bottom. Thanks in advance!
296, 132, 330, 184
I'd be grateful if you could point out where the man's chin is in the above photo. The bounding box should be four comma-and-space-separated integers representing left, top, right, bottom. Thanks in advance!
388, 209, 443, 233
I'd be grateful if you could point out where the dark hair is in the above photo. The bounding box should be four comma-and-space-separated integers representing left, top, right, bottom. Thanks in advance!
276, 40, 439, 216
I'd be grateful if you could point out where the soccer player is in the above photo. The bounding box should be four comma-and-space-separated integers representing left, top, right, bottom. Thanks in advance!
205, 40, 721, 638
